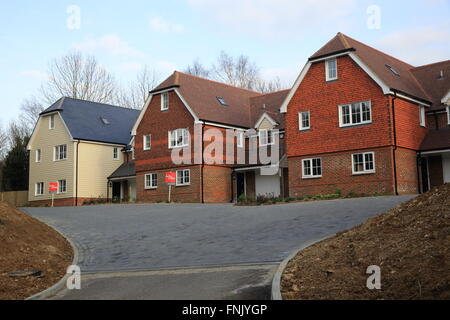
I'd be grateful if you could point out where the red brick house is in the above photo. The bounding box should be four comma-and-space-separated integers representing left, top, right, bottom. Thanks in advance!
281, 33, 450, 197
131, 71, 289, 203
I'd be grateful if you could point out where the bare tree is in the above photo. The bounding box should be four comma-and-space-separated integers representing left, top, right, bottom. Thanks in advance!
184, 59, 210, 78
0, 123, 8, 160
20, 96, 45, 129
254, 77, 284, 94
115, 66, 161, 109
7, 120, 31, 148
40, 51, 117, 105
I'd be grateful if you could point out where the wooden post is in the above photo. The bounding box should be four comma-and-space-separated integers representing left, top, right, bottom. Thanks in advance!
51, 193, 54, 208
168, 184, 172, 203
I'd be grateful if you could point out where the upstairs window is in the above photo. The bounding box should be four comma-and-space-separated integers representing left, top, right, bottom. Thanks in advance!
54, 144, 67, 161
236, 131, 244, 148
113, 147, 119, 160
35, 149, 41, 163
339, 101, 372, 127
299, 111, 311, 131
302, 158, 322, 178
259, 129, 274, 147
49, 114, 55, 129
161, 93, 169, 111
352, 152, 375, 174
325, 58, 338, 81
169, 128, 189, 149
143, 135, 151, 151
419, 106, 426, 127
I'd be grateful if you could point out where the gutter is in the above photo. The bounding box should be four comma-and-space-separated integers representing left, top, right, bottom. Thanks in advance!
391, 92, 399, 196
75, 140, 80, 206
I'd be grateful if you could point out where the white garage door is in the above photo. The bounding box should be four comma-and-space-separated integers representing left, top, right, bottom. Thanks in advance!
443, 154, 450, 183
255, 173, 281, 197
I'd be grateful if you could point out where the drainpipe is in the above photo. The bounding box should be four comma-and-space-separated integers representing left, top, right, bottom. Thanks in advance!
200, 123, 205, 203
391, 92, 399, 196
75, 140, 80, 207
417, 152, 422, 193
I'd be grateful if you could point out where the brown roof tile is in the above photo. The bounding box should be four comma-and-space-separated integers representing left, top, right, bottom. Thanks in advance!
420, 128, 450, 151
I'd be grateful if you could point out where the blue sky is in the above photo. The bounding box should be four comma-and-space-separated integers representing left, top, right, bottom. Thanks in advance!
1, 0, 449, 126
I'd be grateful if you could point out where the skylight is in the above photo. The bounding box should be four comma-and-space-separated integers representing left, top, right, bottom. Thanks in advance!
386, 64, 400, 76
100, 117, 110, 125
217, 97, 228, 106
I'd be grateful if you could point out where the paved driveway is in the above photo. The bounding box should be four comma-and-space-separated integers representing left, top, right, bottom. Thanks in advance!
23, 196, 413, 273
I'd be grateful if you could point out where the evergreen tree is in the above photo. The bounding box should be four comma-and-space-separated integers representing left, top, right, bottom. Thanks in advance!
1, 136, 29, 191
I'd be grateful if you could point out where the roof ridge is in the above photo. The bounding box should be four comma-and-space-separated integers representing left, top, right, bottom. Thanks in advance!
63, 96, 139, 111
176, 71, 262, 95
337, 32, 352, 49
251, 89, 290, 98
412, 59, 450, 70
341, 33, 415, 68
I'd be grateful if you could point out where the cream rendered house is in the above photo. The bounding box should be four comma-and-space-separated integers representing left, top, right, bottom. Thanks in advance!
27, 97, 139, 206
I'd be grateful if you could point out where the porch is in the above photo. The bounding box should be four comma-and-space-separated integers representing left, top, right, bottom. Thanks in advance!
108, 162, 136, 202
419, 150, 450, 193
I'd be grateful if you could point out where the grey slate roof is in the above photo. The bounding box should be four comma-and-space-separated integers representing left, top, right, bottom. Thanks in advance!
41, 97, 140, 145
108, 162, 136, 179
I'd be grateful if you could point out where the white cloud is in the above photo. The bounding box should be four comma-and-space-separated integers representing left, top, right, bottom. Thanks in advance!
20, 70, 49, 80
149, 16, 185, 33
186, 0, 358, 37
73, 34, 145, 58
117, 62, 143, 72
155, 60, 178, 75
376, 25, 450, 65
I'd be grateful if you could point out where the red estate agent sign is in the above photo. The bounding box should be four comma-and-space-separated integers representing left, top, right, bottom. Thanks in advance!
165, 172, 176, 185
49, 182, 58, 192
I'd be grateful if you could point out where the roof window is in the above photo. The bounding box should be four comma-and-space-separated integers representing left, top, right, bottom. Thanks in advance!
217, 97, 228, 106
386, 64, 400, 76
100, 117, 110, 125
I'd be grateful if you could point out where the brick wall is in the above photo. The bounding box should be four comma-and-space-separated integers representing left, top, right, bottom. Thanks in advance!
395, 147, 420, 194
203, 165, 233, 203
427, 112, 450, 130
288, 147, 395, 197
393, 98, 428, 150
29, 197, 107, 207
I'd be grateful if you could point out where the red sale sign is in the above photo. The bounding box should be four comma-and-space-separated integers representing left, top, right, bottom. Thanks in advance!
49, 182, 58, 192
165, 172, 176, 184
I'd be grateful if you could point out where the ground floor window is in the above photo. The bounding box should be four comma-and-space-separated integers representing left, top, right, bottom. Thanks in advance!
58, 179, 67, 194
145, 173, 158, 189
35, 182, 44, 196
352, 152, 375, 174
302, 158, 322, 178
176, 169, 190, 186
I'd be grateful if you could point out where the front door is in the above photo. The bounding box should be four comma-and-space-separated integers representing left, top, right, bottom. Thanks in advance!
420, 158, 429, 193
112, 182, 121, 201
236, 173, 245, 199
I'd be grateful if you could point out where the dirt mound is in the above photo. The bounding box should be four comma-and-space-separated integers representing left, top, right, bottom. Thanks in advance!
0, 202, 73, 300
282, 184, 450, 300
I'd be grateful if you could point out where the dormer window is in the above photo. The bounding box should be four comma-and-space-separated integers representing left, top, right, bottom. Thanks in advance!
161, 93, 169, 111
325, 58, 338, 81
217, 97, 228, 106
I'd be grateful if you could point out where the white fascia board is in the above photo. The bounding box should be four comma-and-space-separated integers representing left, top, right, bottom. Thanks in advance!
131, 94, 153, 136
174, 88, 199, 122
254, 112, 278, 128
348, 52, 390, 95
27, 112, 73, 150
200, 121, 248, 131
442, 90, 450, 104
390, 91, 432, 107
280, 62, 311, 113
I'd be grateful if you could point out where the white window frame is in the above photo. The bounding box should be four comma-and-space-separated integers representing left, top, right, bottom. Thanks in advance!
161, 93, 169, 111
168, 128, 189, 149
419, 105, 426, 127
352, 152, 376, 175
35, 149, 41, 163
447, 106, 450, 125
325, 58, 338, 81
237, 131, 244, 148
259, 129, 275, 147
339, 101, 372, 127
176, 169, 191, 186
143, 135, 151, 151
54, 144, 67, 161
145, 173, 158, 189
49, 114, 55, 129
302, 158, 322, 179
299, 111, 311, 131
113, 147, 119, 160
35, 182, 44, 196
57, 179, 67, 194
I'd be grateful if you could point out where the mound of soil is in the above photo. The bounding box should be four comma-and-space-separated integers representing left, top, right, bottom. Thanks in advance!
282, 184, 450, 300
0, 202, 73, 300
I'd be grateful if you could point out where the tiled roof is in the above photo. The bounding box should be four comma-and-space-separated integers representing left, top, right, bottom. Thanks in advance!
420, 128, 450, 152
310, 33, 450, 109
108, 161, 136, 179
41, 97, 139, 145
152, 71, 289, 128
